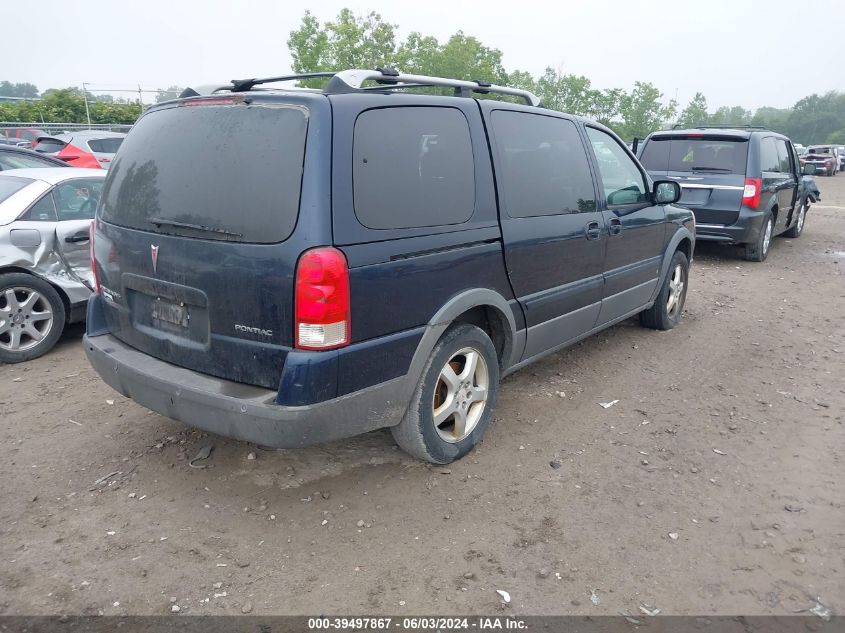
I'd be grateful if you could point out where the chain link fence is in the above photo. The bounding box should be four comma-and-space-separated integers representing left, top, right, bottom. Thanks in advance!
1, 121, 133, 136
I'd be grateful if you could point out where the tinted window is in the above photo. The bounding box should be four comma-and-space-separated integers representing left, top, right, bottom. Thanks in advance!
100, 103, 308, 243
87, 137, 124, 153
353, 107, 474, 230
808, 146, 834, 155
586, 127, 649, 206
760, 137, 780, 172
0, 152, 61, 170
775, 139, 793, 173
490, 111, 595, 217
0, 176, 32, 203
54, 178, 104, 220
21, 192, 58, 221
640, 137, 749, 174
34, 138, 66, 154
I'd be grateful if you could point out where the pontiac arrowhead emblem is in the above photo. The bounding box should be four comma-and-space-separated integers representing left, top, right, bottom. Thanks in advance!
151, 245, 159, 274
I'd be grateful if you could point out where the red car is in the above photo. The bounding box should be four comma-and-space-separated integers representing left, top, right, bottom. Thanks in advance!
34, 131, 126, 169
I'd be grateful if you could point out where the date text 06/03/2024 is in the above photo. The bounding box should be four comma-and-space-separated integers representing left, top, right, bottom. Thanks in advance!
306, 617, 527, 630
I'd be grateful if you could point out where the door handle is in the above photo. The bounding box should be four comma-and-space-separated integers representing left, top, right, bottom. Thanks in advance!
609, 218, 622, 235
584, 221, 601, 240
65, 231, 90, 244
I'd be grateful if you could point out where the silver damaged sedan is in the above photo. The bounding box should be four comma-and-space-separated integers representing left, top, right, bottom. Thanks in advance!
0, 168, 103, 362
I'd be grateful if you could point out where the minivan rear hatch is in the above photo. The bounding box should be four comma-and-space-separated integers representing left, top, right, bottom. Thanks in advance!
95, 96, 310, 389
640, 135, 749, 225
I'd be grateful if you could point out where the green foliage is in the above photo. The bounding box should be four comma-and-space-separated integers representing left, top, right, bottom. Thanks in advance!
615, 82, 677, 140
287, 9, 398, 87
6, 8, 845, 143
0, 88, 141, 125
0, 81, 39, 98
155, 86, 184, 103
677, 92, 709, 127
287, 9, 681, 140
827, 130, 845, 144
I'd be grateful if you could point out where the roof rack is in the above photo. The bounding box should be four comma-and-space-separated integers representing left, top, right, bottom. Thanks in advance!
671, 124, 768, 130
182, 68, 542, 107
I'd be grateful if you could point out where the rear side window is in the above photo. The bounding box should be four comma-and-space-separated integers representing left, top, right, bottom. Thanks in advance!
353, 107, 474, 230
21, 192, 58, 222
491, 111, 596, 217
87, 137, 124, 153
760, 137, 780, 172
34, 138, 66, 154
99, 103, 308, 243
0, 176, 31, 203
640, 137, 749, 174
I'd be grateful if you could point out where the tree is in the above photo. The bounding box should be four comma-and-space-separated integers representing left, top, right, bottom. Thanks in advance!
0, 81, 39, 98
783, 92, 845, 144
155, 86, 184, 103
709, 105, 751, 126
677, 92, 709, 127
617, 82, 677, 140
287, 9, 397, 77
536, 68, 595, 116
826, 129, 845, 144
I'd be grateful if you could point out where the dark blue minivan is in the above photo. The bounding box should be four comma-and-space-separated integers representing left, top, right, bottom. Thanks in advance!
84, 69, 695, 463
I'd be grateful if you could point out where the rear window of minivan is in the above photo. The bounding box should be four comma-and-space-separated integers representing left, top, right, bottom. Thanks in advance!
99, 102, 308, 243
640, 136, 749, 174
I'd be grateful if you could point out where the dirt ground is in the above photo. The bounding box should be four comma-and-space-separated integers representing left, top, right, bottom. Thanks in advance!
2, 176, 843, 619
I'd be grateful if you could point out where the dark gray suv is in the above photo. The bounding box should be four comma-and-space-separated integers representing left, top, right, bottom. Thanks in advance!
639, 127, 813, 262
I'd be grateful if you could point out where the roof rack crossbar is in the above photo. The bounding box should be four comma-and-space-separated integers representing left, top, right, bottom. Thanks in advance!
230, 72, 339, 92
326, 69, 542, 106
183, 68, 542, 106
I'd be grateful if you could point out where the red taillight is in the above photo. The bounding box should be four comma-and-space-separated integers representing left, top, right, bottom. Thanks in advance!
294, 247, 350, 350
90, 221, 101, 294
179, 96, 245, 107
742, 177, 762, 209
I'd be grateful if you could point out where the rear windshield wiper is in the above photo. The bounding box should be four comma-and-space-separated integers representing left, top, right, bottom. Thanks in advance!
148, 217, 243, 238
690, 166, 731, 172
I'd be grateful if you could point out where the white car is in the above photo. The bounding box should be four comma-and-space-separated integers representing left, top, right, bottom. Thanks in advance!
0, 168, 104, 362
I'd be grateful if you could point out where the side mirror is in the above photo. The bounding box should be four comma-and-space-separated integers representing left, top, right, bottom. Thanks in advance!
802, 163, 816, 175
653, 180, 681, 205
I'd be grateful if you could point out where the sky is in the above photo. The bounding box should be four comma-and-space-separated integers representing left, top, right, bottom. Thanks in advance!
5, 0, 843, 111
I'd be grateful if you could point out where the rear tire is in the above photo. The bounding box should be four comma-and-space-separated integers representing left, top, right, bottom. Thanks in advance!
640, 250, 689, 331
784, 200, 807, 238
391, 324, 499, 463
744, 211, 774, 262
0, 273, 66, 364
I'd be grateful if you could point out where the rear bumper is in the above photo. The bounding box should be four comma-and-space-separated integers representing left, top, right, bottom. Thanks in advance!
692, 206, 768, 244
84, 333, 408, 448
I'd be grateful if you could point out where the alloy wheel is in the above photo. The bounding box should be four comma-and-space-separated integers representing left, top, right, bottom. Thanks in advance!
666, 263, 685, 318
0, 287, 54, 352
432, 347, 489, 443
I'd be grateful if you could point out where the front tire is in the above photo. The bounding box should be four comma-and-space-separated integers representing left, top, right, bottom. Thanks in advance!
640, 250, 689, 331
744, 211, 774, 262
0, 273, 66, 363
391, 324, 499, 463
784, 201, 807, 238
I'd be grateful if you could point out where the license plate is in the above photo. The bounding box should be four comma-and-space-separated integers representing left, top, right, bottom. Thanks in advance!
152, 299, 189, 328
